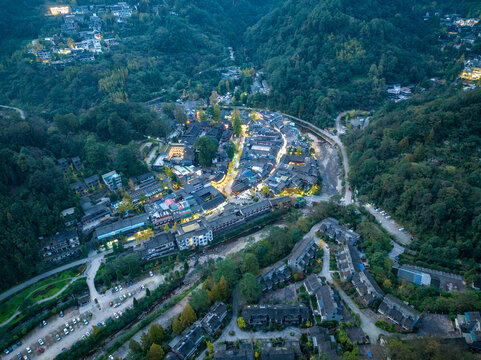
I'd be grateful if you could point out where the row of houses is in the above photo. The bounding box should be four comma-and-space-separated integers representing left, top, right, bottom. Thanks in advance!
304, 275, 343, 323
241, 304, 310, 327
126, 197, 293, 261
169, 302, 228, 359
213, 340, 299, 360
335, 241, 420, 331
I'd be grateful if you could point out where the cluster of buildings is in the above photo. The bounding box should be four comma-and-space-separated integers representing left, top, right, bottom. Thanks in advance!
304, 274, 343, 323
386, 84, 414, 102
151, 114, 235, 187
29, 3, 131, 66
232, 117, 283, 194
455, 311, 481, 350
135, 196, 293, 258
169, 302, 228, 360
41, 229, 81, 264
213, 340, 300, 360
438, 13, 481, 82
327, 219, 421, 331
257, 111, 321, 196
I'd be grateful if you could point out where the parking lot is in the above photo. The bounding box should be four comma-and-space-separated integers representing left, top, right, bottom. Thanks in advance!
1, 271, 168, 360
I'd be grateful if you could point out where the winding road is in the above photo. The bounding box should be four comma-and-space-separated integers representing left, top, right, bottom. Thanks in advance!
0, 105, 26, 119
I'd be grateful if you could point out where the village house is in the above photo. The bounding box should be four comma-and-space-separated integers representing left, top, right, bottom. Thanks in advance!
378, 295, 421, 331
315, 285, 343, 322
241, 305, 310, 327
318, 217, 360, 245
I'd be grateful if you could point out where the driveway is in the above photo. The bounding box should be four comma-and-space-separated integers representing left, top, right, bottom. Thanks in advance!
320, 244, 387, 343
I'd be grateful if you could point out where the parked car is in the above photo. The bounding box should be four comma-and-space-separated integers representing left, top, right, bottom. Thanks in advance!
114, 286, 118, 292
118, 285, 123, 291
60, 311, 64, 317
38, 348, 44, 353
73, 318, 77, 325
42, 320, 47, 326
109, 301, 113, 307
37, 339, 44, 346
56, 334, 61, 341
114, 313, 119, 319
84, 319, 89, 325
64, 328, 69, 335
26, 347, 32, 354
149, 271, 153, 277
69, 326, 74, 332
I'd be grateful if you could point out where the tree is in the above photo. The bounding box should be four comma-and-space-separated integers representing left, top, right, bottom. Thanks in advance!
231, 109, 242, 137
149, 343, 165, 360
163, 224, 170, 233
146, 288, 151, 297
140, 331, 151, 353
133, 297, 139, 308
210, 90, 219, 105
189, 289, 211, 314
129, 340, 143, 355
194, 136, 219, 167
237, 316, 246, 329
213, 104, 221, 122
225, 141, 235, 159
241, 253, 259, 275
180, 304, 197, 327
214, 258, 240, 287
239, 273, 262, 303
260, 185, 270, 197
148, 324, 165, 345
81, 245, 88, 257
211, 275, 229, 301
172, 318, 183, 334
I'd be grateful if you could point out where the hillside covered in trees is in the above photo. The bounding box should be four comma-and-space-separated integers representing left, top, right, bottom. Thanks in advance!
345, 88, 481, 276
245, 0, 481, 126
0, 0, 274, 290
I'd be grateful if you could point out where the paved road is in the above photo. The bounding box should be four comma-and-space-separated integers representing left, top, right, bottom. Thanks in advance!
0, 278, 78, 327
0, 258, 89, 302
320, 244, 387, 343
0, 105, 26, 119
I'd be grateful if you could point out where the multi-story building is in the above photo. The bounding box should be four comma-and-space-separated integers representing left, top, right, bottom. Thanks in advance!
43, 229, 80, 263
93, 214, 150, 242
175, 218, 213, 251
136, 232, 176, 262
102, 170, 122, 191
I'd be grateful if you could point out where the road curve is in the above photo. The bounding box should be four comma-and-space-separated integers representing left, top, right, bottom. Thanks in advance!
0, 258, 89, 302
0, 105, 26, 119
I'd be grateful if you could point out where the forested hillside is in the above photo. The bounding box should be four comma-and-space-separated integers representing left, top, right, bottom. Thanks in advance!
0, 0, 273, 291
245, 0, 479, 126
345, 88, 481, 276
